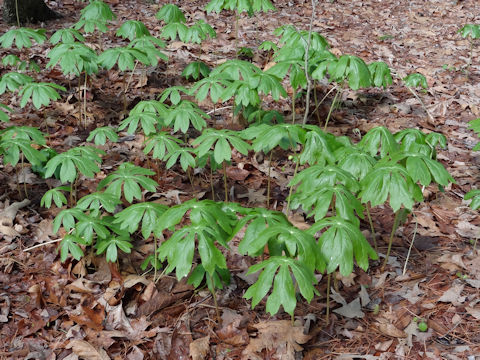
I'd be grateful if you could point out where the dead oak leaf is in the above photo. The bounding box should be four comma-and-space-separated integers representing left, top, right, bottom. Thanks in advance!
243, 321, 311, 360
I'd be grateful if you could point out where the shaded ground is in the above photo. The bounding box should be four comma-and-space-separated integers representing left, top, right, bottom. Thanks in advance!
0, 0, 480, 358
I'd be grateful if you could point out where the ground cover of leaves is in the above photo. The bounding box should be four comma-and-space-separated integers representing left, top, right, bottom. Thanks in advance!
1, 0, 480, 358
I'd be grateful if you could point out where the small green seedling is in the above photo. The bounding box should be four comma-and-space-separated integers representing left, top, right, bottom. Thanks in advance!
413, 317, 428, 332
403, 73, 433, 121
458, 24, 480, 73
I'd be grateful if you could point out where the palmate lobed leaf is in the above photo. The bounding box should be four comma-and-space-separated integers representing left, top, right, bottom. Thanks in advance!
244, 256, 317, 316
403, 73, 428, 89
60, 234, 85, 262
368, 61, 392, 88
98, 47, 150, 71
41, 186, 70, 209
358, 126, 399, 158
193, 128, 251, 164
182, 61, 211, 81
459, 24, 480, 40
359, 161, 423, 212
0, 28, 46, 49
114, 202, 167, 238
87, 126, 119, 145
97, 162, 157, 203
307, 216, 378, 276
0, 72, 33, 94
391, 152, 455, 187
0, 138, 47, 167
164, 100, 208, 133
143, 132, 182, 161
19, 82, 65, 110
465, 189, 480, 210
76, 191, 120, 214
118, 112, 161, 135
116, 20, 150, 40
329, 55, 371, 90
96, 235, 133, 263
156, 4, 186, 24
245, 123, 306, 153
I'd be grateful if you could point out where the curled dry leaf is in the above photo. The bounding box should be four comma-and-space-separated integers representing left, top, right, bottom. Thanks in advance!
226, 166, 250, 181
189, 336, 210, 360
243, 321, 311, 360
66, 339, 111, 360
376, 322, 407, 338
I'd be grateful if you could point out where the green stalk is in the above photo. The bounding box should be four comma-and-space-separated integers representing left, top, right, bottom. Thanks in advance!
326, 273, 331, 326
313, 82, 321, 126
223, 162, 228, 202
406, 86, 434, 122
365, 203, 377, 252
285, 160, 299, 215
83, 73, 88, 128
381, 210, 401, 271
124, 60, 139, 112
15, 0, 20, 27
291, 88, 296, 124
210, 166, 215, 201
266, 151, 273, 208
209, 274, 221, 324
323, 87, 340, 131
467, 39, 473, 76
21, 154, 27, 198
235, 12, 239, 56
153, 235, 158, 283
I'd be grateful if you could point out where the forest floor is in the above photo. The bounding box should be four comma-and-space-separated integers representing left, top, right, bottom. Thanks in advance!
1, 0, 480, 359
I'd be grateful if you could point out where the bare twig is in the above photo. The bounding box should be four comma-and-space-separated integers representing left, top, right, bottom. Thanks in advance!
23, 238, 62, 252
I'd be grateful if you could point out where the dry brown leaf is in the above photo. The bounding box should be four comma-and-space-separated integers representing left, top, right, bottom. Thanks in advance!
66, 339, 111, 360
376, 323, 407, 338
437, 283, 466, 305
465, 307, 480, 320
189, 336, 210, 360
243, 321, 311, 360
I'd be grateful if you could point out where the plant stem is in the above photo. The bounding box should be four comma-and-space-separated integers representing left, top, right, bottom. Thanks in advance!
326, 272, 331, 326
285, 159, 299, 215
266, 151, 273, 208
83, 73, 88, 128
291, 88, 296, 124
210, 166, 215, 201
402, 211, 418, 276
312, 85, 337, 123
407, 86, 434, 122
209, 274, 221, 324
313, 82, 322, 126
301, 0, 318, 126
14, 0, 20, 26
153, 235, 158, 283
381, 210, 401, 271
467, 39, 473, 76
21, 154, 27, 198
223, 162, 228, 202
324, 87, 341, 131
235, 12, 239, 56
124, 60, 139, 112
365, 203, 377, 252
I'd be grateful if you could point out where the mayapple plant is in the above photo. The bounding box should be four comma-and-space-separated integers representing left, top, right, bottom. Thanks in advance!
458, 24, 480, 74
74, 0, 116, 34
193, 128, 251, 201
156, 4, 216, 44
206, 0, 275, 53
402, 72, 434, 121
